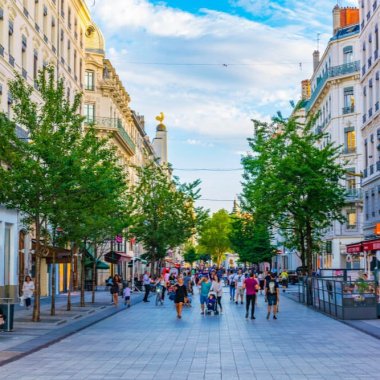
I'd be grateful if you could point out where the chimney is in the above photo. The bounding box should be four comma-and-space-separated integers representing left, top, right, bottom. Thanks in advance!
301, 80, 311, 100
333, 4, 341, 35
313, 50, 320, 72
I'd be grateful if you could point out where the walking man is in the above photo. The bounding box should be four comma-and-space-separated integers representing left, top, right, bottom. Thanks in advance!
266, 272, 280, 320
235, 269, 245, 304
143, 271, 151, 302
244, 272, 259, 319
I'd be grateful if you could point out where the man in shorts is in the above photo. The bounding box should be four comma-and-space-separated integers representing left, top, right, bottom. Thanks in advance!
265, 272, 279, 320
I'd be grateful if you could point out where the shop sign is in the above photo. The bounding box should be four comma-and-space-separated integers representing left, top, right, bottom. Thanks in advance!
363, 240, 380, 251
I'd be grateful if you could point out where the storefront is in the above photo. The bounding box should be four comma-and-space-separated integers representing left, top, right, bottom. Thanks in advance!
346, 240, 380, 275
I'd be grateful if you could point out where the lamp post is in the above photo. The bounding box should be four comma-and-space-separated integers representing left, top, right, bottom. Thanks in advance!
51, 226, 63, 316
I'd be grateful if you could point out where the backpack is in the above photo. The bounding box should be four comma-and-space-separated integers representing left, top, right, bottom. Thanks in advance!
268, 281, 276, 294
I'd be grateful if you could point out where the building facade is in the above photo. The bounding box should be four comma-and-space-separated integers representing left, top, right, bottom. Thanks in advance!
305, 6, 363, 269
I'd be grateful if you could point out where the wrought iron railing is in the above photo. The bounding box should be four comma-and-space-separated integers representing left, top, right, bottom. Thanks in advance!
306, 61, 360, 111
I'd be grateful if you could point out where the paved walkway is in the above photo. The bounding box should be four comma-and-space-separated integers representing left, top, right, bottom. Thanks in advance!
1, 289, 380, 380
0, 290, 145, 365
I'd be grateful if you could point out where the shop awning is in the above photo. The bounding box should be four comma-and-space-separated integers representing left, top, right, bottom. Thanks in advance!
32, 240, 71, 263
127, 257, 147, 267
363, 239, 380, 251
83, 248, 110, 270
104, 251, 132, 264
346, 242, 363, 254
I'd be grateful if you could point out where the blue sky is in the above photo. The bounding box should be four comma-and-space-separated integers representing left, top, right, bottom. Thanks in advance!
86, 0, 358, 213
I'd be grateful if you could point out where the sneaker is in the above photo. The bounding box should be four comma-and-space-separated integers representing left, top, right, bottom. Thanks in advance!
201, 311, 204, 315
235, 301, 238, 304
127, 305, 131, 308
241, 302, 243, 305
251, 316, 256, 320
273, 315, 277, 320
266, 312, 270, 320
245, 313, 248, 318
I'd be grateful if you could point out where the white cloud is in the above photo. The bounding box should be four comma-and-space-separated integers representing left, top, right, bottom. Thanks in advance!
186, 139, 214, 148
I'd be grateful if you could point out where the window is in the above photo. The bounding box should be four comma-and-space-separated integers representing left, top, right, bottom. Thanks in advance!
347, 210, 357, 228
343, 46, 354, 64
51, 17, 56, 48
33, 49, 38, 81
68, 7, 71, 29
376, 26, 379, 52
8, 21, 14, 66
346, 169, 356, 191
43, 5, 48, 38
74, 50, 77, 78
84, 103, 95, 123
21, 35, 27, 78
61, 0, 65, 18
34, 0, 40, 25
343, 87, 354, 113
345, 128, 356, 153
85, 70, 94, 90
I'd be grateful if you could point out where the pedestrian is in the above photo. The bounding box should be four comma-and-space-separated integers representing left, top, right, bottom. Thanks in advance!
111, 275, 120, 307
184, 271, 192, 294
143, 271, 151, 302
22, 275, 35, 310
264, 271, 271, 302
199, 276, 212, 315
123, 283, 131, 308
228, 270, 236, 301
235, 269, 245, 304
266, 272, 280, 320
156, 275, 167, 301
280, 269, 288, 292
0, 308, 5, 331
257, 271, 264, 295
211, 273, 223, 313
243, 272, 259, 319
174, 277, 188, 319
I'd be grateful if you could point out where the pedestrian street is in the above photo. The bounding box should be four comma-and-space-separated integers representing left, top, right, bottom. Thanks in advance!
0, 289, 379, 380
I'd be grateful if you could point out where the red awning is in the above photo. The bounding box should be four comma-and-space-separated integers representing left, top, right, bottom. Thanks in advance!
363, 239, 380, 251
104, 251, 132, 264
346, 243, 363, 254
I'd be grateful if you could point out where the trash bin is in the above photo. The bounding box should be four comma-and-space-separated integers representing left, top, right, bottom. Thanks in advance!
0, 302, 15, 332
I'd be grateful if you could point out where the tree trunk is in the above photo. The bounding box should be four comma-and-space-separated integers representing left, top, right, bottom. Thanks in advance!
80, 245, 86, 307
305, 220, 313, 276
32, 219, 41, 322
298, 227, 306, 270
91, 243, 97, 304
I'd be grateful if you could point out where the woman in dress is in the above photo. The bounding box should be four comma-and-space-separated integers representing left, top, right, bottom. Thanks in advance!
22, 275, 35, 310
174, 277, 188, 319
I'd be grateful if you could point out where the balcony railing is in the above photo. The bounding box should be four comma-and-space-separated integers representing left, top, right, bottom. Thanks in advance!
342, 105, 355, 114
345, 189, 363, 202
84, 117, 136, 153
343, 147, 356, 154
306, 61, 360, 111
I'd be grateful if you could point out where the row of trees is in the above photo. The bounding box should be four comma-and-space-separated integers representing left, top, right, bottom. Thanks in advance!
183, 209, 274, 268
0, 67, 204, 321
240, 109, 346, 274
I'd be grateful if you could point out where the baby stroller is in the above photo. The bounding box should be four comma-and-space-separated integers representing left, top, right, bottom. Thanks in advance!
206, 292, 219, 315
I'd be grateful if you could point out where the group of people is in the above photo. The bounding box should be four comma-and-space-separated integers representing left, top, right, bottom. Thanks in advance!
228, 269, 281, 319
106, 274, 131, 308
140, 267, 283, 321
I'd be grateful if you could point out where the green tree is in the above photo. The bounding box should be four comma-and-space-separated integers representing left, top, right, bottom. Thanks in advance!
0, 67, 85, 321
241, 110, 346, 275
198, 209, 232, 267
183, 245, 199, 266
230, 214, 273, 265
130, 163, 204, 274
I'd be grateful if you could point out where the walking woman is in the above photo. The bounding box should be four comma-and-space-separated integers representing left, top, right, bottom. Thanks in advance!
174, 277, 188, 319
111, 275, 121, 307
22, 275, 35, 310
211, 273, 223, 313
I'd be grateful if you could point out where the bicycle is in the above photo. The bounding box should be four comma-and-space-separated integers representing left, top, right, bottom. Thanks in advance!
155, 285, 164, 306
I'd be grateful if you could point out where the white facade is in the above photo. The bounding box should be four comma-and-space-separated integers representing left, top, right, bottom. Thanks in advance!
360, 0, 380, 239
306, 22, 364, 269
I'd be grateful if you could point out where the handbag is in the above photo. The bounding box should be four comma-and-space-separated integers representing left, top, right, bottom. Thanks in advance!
168, 292, 175, 301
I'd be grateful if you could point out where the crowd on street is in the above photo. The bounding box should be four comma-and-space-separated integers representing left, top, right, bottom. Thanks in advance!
135, 267, 290, 320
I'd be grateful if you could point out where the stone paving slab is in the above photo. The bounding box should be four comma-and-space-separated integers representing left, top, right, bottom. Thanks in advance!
0, 288, 380, 379
0, 290, 146, 366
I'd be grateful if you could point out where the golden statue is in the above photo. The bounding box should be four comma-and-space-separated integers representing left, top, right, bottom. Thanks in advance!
155, 112, 165, 123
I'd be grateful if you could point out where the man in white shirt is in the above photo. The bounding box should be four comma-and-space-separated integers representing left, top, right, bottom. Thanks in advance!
142, 271, 151, 302
234, 269, 245, 304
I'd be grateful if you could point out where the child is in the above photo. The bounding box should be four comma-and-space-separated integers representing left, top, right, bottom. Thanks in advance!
123, 283, 131, 308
